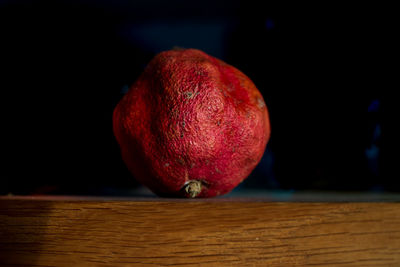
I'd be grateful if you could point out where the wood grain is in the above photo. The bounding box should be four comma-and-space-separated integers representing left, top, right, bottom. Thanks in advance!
1, 198, 399, 266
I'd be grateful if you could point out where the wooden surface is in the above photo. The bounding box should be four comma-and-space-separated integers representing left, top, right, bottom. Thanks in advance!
1, 197, 400, 266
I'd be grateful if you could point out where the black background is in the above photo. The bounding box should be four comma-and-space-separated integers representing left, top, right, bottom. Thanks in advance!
1, 1, 395, 195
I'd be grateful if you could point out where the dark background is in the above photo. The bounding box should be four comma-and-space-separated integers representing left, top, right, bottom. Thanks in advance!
1, 1, 395, 195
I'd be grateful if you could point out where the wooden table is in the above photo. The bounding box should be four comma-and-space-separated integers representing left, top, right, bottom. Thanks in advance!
1, 194, 400, 266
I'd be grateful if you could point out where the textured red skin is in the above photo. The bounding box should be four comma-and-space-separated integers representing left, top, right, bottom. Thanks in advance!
113, 49, 271, 197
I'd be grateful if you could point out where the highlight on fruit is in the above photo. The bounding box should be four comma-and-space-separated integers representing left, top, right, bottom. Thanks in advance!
113, 48, 271, 198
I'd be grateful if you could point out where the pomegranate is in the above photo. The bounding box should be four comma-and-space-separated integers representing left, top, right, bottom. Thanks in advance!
113, 49, 270, 197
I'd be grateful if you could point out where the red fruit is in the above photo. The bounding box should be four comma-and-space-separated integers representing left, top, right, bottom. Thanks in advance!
113, 49, 270, 197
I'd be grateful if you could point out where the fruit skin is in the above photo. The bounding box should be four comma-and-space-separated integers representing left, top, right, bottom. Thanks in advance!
113, 49, 270, 197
